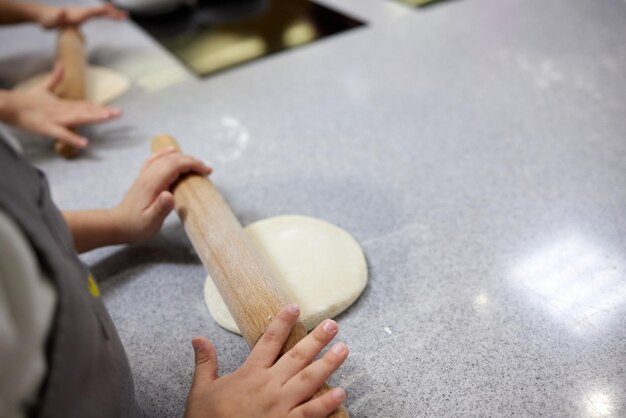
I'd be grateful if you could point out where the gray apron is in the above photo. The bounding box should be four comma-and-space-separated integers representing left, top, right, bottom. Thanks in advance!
0, 138, 143, 418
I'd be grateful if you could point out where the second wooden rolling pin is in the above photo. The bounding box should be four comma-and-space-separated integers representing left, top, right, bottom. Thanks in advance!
151, 134, 349, 418
53, 25, 86, 158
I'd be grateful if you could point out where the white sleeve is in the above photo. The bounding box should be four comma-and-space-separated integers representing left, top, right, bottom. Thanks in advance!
0, 210, 57, 418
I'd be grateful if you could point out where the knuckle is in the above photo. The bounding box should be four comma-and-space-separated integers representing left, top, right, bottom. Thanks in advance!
295, 408, 312, 418
195, 354, 210, 367
298, 368, 315, 386
262, 327, 282, 344
321, 394, 339, 412
322, 353, 338, 368
288, 347, 309, 364
299, 403, 321, 418
311, 328, 328, 345
146, 151, 168, 167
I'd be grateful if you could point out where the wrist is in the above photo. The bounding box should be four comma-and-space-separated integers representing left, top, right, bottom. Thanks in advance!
108, 206, 132, 245
63, 209, 126, 253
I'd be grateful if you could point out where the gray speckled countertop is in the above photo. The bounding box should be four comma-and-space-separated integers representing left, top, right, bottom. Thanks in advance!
2, 0, 626, 416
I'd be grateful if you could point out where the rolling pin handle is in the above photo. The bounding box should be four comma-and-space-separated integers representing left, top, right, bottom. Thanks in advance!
152, 133, 183, 153
53, 25, 86, 159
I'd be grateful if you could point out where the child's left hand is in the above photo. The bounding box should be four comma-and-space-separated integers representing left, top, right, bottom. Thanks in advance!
0, 63, 121, 149
111, 147, 212, 244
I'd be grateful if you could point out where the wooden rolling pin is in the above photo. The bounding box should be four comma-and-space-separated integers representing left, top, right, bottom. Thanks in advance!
52, 25, 86, 158
151, 134, 349, 418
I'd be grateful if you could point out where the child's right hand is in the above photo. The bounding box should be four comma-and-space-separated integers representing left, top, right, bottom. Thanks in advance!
185, 305, 349, 418
63, 147, 210, 253
111, 146, 212, 245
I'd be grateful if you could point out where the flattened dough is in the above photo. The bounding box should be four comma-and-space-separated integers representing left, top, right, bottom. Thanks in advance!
14, 66, 130, 105
204, 215, 367, 334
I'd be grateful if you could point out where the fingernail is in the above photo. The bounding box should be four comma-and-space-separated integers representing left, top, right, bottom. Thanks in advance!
331, 387, 346, 401
323, 320, 337, 334
286, 304, 300, 315
331, 342, 346, 354
78, 138, 88, 147
191, 339, 203, 352
109, 108, 121, 115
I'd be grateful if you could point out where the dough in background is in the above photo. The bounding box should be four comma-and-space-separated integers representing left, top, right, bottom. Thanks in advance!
204, 215, 368, 334
14, 66, 130, 105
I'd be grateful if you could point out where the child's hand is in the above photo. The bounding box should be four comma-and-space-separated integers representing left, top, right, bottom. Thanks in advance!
0, 63, 121, 148
185, 305, 348, 418
111, 147, 212, 245
36, 3, 127, 29
63, 148, 210, 253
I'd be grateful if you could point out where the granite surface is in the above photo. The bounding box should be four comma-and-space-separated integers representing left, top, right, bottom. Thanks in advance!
1, 0, 625, 416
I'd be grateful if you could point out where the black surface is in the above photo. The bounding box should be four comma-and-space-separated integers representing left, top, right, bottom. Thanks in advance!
132, 0, 365, 77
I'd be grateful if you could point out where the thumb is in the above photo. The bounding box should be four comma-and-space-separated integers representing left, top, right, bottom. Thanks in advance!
40, 62, 64, 92
47, 124, 88, 148
191, 337, 219, 384
143, 190, 174, 229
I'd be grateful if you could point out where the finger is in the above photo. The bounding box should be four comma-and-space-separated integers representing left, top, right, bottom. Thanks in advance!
61, 103, 122, 126
111, 9, 128, 19
80, 4, 126, 22
283, 342, 348, 405
141, 190, 174, 230
144, 146, 178, 167
135, 154, 211, 209
148, 154, 212, 191
41, 62, 64, 92
191, 337, 219, 384
272, 320, 338, 382
74, 6, 106, 24
245, 305, 301, 368
161, 153, 212, 175
103, 3, 128, 19
47, 125, 88, 148
288, 387, 346, 418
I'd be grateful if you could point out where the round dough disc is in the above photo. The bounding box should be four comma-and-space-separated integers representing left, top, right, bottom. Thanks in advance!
14, 66, 130, 105
204, 215, 368, 334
